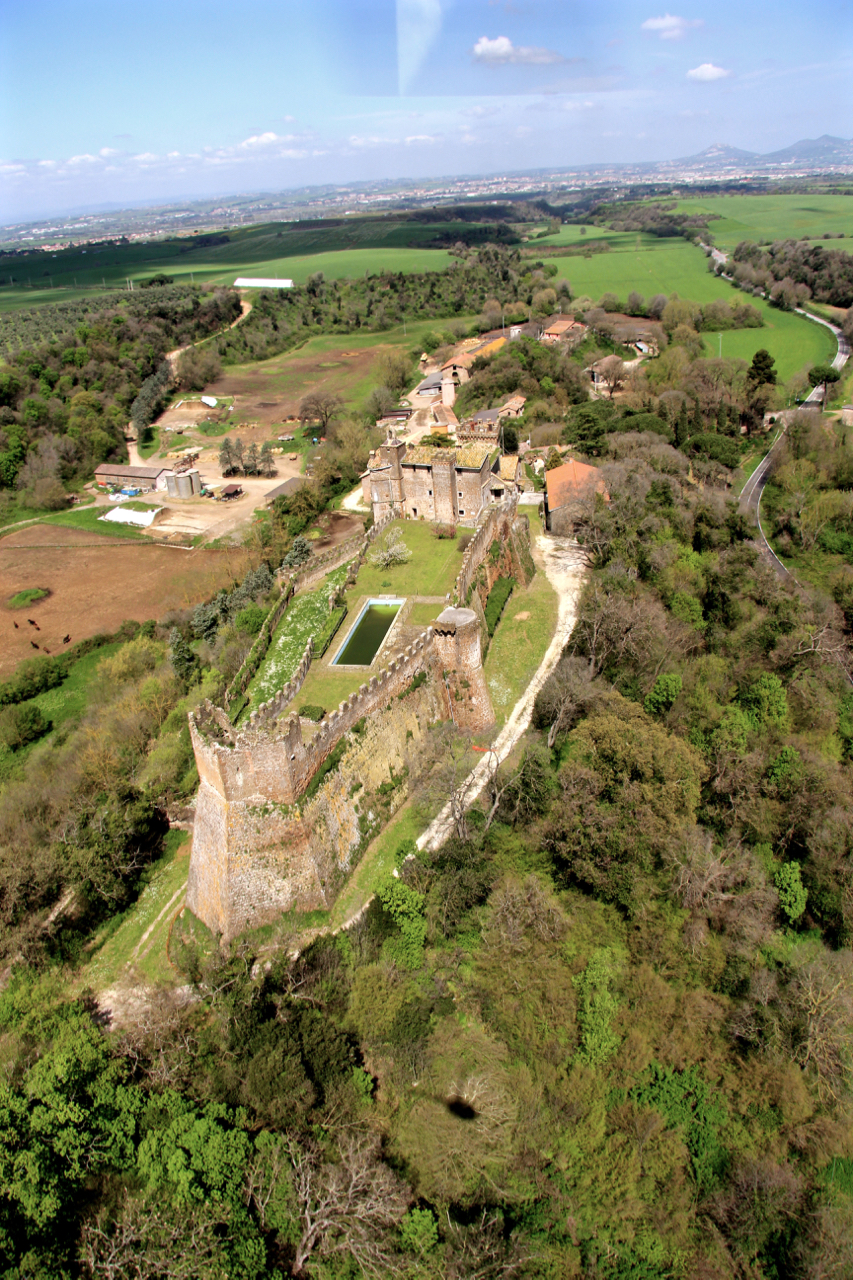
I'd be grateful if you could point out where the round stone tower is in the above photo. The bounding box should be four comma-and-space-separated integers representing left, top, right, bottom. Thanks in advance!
431, 606, 495, 731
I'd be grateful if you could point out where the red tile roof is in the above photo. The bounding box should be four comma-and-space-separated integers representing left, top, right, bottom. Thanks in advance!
545, 458, 609, 510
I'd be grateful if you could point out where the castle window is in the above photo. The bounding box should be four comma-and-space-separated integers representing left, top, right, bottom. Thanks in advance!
428, 489, 432, 495
459, 509, 465, 515
412, 507, 418, 516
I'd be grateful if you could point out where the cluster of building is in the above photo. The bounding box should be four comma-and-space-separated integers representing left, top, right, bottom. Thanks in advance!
361, 433, 522, 524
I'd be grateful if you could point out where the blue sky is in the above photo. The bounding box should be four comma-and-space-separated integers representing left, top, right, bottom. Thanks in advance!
0, 0, 850, 222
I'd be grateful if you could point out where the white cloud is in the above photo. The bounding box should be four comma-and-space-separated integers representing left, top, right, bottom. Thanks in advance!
472, 35, 563, 65
642, 14, 703, 40
405, 134, 437, 144
67, 154, 99, 165
240, 131, 280, 149
99, 147, 120, 158
687, 62, 731, 81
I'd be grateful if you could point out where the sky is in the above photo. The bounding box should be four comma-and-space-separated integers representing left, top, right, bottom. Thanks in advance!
0, 0, 851, 224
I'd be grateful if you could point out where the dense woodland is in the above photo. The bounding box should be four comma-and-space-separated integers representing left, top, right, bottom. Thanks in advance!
2, 450, 853, 1277
0, 286, 241, 508
1, 224, 853, 1277
729, 241, 853, 310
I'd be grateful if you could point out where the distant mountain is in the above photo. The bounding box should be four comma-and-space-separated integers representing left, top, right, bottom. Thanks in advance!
672, 143, 760, 167
761, 134, 853, 165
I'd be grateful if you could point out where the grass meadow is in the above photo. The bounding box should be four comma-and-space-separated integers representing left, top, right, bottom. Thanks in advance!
0, 214, 465, 312
543, 237, 837, 381
668, 193, 853, 251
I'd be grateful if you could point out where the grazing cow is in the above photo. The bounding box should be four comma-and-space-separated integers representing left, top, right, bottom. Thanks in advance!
30, 641, 39, 649
27, 619, 38, 627
13, 621, 18, 629
62, 634, 71, 644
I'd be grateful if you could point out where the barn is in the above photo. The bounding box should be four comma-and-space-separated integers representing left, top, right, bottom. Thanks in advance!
93, 464, 173, 492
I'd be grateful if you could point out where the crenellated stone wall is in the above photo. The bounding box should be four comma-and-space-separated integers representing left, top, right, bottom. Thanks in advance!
187, 629, 445, 938
453, 496, 519, 605
186, 499, 534, 940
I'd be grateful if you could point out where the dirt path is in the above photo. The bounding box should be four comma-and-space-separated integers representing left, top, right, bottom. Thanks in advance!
417, 534, 587, 853
165, 299, 253, 373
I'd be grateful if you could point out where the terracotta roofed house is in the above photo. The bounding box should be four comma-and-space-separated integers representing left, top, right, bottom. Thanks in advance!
543, 457, 609, 535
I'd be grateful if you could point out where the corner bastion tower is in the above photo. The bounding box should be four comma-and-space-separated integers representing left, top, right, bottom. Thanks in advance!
185, 499, 532, 941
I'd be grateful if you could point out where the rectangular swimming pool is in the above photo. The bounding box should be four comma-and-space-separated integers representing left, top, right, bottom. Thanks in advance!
331, 598, 404, 666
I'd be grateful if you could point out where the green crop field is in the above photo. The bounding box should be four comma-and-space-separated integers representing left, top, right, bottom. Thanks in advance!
547, 238, 837, 381
0, 215, 471, 312
668, 194, 853, 251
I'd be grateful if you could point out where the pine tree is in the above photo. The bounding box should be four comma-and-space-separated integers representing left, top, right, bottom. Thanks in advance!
716, 401, 727, 434
218, 437, 235, 475
675, 403, 689, 448
259, 441, 275, 476
245, 442, 260, 475
232, 438, 245, 474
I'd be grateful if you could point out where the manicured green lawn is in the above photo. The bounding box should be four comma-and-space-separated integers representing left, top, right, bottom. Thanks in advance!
355, 520, 463, 598
287, 661, 376, 718
408, 601, 444, 626
483, 561, 558, 725
24, 506, 149, 540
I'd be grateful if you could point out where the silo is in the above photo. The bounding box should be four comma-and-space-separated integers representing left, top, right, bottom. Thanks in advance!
165, 472, 178, 498
176, 473, 193, 499
188, 469, 202, 495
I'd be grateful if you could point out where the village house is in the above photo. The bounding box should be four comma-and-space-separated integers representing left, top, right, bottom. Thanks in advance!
490, 454, 522, 498
543, 457, 610, 535
361, 433, 493, 523
500, 393, 527, 418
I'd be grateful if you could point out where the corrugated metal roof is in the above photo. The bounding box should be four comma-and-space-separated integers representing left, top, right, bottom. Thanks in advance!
94, 463, 170, 480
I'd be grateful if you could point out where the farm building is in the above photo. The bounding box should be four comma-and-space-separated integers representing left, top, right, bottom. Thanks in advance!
540, 315, 585, 344
233, 277, 293, 288
362, 433, 493, 524
264, 477, 308, 504
94, 463, 173, 492
543, 458, 609, 535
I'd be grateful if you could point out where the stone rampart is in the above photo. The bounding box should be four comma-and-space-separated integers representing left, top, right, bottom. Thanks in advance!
187, 677, 443, 939
454, 496, 519, 605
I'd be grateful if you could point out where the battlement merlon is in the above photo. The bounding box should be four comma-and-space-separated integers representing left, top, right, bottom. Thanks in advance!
189, 702, 307, 805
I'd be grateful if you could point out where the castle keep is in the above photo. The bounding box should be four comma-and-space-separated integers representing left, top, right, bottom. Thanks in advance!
186, 499, 532, 940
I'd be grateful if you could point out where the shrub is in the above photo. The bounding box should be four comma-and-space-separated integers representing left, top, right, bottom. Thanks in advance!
299, 704, 325, 721
775, 862, 807, 922
644, 673, 682, 717
0, 702, 49, 750
234, 604, 266, 636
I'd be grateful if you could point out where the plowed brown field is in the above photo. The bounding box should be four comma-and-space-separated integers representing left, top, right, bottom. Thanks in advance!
0, 526, 251, 676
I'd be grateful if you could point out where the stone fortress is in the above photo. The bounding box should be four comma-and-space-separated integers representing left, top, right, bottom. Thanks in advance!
186, 497, 534, 940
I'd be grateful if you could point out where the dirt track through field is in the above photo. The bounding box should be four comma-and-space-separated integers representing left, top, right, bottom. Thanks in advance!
0, 525, 251, 676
